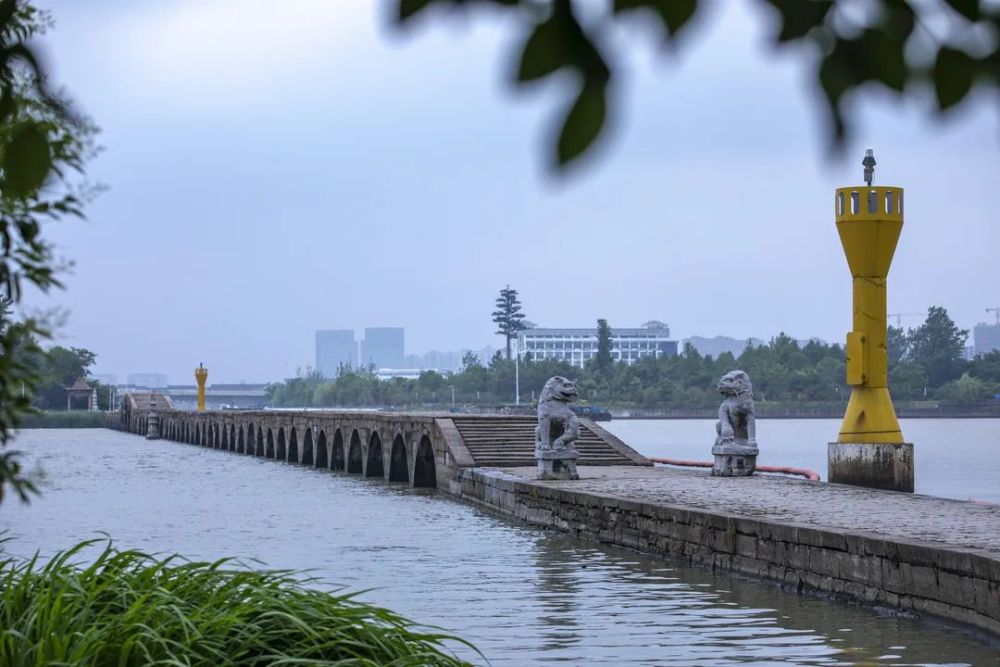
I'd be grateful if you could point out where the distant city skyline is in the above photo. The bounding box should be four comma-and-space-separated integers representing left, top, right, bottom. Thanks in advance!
100, 316, 1000, 386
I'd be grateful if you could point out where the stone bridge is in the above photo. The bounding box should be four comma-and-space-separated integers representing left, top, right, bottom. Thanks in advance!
110, 398, 650, 490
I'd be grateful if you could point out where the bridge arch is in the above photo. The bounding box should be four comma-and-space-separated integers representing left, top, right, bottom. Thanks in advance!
277, 428, 287, 461
246, 423, 255, 454
266, 429, 275, 458
347, 430, 362, 474
221, 425, 228, 450
366, 432, 384, 478
302, 428, 314, 466
332, 429, 345, 471
256, 426, 264, 456
237, 426, 245, 454
414, 435, 436, 488
229, 425, 237, 452
214, 424, 221, 449
315, 431, 328, 468
288, 428, 299, 464
389, 433, 408, 483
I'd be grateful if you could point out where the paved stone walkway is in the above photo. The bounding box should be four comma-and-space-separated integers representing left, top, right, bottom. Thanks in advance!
498, 466, 1000, 557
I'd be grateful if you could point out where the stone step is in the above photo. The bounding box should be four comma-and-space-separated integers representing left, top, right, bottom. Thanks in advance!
450, 416, 639, 467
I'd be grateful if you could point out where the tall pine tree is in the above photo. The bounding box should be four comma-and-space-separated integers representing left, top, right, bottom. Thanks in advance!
492, 285, 526, 360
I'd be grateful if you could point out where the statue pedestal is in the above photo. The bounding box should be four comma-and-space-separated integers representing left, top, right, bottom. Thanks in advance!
712, 442, 758, 477
536, 449, 579, 480
828, 442, 913, 492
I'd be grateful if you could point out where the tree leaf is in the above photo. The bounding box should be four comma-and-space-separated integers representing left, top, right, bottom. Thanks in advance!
517, 9, 572, 82
763, 0, 833, 42
398, 0, 434, 21
2, 123, 51, 198
0, 0, 17, 27
556, 82, 606, 166
613, 0, 699, 38
934, 46, 975, 110
942, 0, 980, 21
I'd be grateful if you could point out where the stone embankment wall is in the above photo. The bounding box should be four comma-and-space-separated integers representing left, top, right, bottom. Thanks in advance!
453, 468, 1000, 638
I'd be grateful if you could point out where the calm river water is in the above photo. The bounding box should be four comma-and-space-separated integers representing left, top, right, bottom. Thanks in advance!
2, 428, 998, 665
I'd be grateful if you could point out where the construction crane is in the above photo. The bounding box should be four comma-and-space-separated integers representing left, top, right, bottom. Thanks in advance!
988, 307, 1000, 325
888, 312, 923, 327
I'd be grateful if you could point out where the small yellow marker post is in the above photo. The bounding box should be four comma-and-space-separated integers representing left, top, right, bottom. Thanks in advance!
828, 150, 913, 492
195, 363, 208, 412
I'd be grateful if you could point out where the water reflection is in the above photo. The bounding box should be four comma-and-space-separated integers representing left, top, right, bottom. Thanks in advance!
3, 429, 998, 666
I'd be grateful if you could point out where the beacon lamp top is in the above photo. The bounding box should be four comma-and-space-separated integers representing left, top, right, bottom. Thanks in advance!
862, 148, 876, 187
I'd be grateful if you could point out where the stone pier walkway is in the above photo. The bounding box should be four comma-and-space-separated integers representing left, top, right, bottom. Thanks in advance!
500, 465, 1000, 558
457, 465, 1000, 635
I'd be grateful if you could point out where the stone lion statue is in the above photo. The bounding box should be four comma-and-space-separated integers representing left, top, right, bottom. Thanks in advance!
713, 370, 758, 476
535, 376, 580, 480
715, 370, 756, 447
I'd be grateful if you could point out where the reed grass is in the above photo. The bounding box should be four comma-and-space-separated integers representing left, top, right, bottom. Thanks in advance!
0, 540, 475, 666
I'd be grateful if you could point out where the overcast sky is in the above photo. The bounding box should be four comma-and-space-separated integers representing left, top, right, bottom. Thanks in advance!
29, 0, 1000, 384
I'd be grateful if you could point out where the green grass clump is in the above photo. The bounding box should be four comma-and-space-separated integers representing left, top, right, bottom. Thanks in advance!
0, 540, 475, 666
17, 411, 104, 429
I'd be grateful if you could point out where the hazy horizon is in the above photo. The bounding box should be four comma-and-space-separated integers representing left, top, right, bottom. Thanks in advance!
26, 1, 1000, 384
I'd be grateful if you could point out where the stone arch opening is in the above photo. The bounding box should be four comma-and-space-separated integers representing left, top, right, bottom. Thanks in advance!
256, 426, 264, 456
366, 432, 384, 478
332, 429, 345, 471
221, 425, 229, 450
414, 436, 436, 488
315, 431, 328, 468
246, 423, 255, 454
237, 426, 245, 454
302, 428, 314, 466
276, 428, 287, 461
389, 434, 408, 483
230, 425, 237, 452
347, 430, 362, 474
288, 428, 299, 464
266, 429, 275, 458
214, 424, 221, 449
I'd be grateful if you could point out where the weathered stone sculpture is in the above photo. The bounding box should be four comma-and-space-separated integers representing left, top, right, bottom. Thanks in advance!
712, 370, 758, 476
535, 376, 580, 480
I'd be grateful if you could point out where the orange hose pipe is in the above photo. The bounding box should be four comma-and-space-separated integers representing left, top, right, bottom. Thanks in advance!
649, 457, 821, 482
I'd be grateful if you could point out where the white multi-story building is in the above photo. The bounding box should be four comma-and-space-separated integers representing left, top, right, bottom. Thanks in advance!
517, 321, 678, 368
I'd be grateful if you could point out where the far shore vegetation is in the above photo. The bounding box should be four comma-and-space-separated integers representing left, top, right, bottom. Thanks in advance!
269, 306, 1000, 410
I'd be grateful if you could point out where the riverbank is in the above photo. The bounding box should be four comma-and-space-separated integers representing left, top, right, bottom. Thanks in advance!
17, 411, 105, 428
452, 465, 1000, 638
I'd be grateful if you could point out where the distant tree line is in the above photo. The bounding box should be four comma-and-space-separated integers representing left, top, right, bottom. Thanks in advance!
269, 306, 1000, 409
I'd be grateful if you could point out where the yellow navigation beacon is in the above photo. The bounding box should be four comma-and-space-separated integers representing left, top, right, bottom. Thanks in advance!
828, 149, 913, 493
195, 363, 208, 412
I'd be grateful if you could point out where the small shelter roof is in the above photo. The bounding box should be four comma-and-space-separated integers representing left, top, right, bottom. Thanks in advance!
66, 378, 92, 392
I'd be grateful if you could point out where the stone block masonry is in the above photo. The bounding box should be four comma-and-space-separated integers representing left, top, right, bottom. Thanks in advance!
453, 466, 1000, 638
